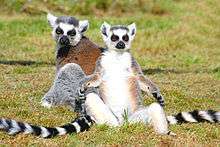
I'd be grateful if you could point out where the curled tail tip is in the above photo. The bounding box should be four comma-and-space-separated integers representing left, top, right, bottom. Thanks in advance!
0, 115, 94, 138
167, 110, 220, 125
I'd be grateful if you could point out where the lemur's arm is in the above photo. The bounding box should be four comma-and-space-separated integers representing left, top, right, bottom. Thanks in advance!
131, 57, 165, 106
81, 58, 103, 90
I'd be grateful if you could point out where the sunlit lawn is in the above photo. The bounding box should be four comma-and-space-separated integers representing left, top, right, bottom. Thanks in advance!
0, 0, 219, 146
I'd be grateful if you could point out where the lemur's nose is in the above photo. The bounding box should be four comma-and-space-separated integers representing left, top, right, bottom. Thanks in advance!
60, 36, 70, 45
116, 41, 125, 49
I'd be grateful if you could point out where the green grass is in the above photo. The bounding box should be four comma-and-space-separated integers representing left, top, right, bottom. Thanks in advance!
0, 0, 220, 146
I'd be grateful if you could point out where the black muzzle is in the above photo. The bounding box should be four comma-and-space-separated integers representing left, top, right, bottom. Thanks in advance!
116, 41, 125, 49
60, 36, 70, 45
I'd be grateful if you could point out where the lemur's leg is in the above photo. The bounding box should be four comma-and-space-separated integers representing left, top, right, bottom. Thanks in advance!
131, 58, 165, 106
128, 107, 150, 124
85, 93, 120, 127
81, 59, 120, 126
129, 103, 175, 135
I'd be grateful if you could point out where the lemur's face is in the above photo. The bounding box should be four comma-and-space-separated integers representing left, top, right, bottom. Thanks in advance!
100, 22, 136, 51
47, 13, 89, 46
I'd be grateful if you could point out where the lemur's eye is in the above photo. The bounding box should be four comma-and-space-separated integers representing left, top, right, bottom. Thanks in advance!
111, 34, 119, 42
55, 27, 63, 35
122, 34, 129, 42
67, 29, 76, 36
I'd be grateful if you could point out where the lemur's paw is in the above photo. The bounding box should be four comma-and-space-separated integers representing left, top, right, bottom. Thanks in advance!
41, 100, 52, 108
167, 131, 176, 136
79, 83, 88, 93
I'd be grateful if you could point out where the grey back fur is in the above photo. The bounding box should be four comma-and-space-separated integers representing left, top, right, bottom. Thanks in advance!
41, 63, 97, 112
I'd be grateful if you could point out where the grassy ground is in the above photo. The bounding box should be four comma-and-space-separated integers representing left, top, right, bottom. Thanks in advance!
0, 0, 220, 146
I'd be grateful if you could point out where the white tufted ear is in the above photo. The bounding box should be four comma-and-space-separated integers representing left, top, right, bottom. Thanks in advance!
79, 20, 89, 33
127, 23, 136, 40
47, 13, 57, 28
100, 22, 111, 41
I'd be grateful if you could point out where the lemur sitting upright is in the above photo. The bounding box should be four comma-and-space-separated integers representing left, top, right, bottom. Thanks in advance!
41, 13, 101, 109
79, 22, 171, 134
0, 23, 219, 138
47, 13, 101, 74
75, 22, 220, 134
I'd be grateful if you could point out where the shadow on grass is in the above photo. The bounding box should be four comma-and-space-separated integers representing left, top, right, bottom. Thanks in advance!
1, 60, 218, 75
0, 60, 54, 66
142, 68, 217, 75
142, 68, 181, 75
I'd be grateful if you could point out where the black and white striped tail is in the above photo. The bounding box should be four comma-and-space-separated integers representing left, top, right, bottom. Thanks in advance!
0, 115, 94, 138
152, 92, 165, 107
167, 110, 220, 124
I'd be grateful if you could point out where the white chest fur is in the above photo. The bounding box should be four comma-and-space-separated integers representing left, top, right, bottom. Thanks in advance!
101, 51, 132, 78
100, 51, 134, 122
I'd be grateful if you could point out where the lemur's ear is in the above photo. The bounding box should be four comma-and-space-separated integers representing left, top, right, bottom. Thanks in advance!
79, 20, 89, 33
47, 13, 57, 28
100, 22, 111, 42
100, 22, 111, 37
128, 23, 136, 40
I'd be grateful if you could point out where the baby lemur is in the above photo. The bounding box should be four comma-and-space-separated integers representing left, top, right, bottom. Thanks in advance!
41, 13, 101, 109
0, 23, 219, 138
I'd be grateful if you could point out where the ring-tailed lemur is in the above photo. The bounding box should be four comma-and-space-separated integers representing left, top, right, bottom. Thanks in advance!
80, 22, 220, 134
41, 13, 101, 110
47, 13, 101, 74
0, 23, 219, 138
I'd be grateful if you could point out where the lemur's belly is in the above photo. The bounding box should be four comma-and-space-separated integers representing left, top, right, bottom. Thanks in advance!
100, 75, 139, 121
100, 51, 140, 122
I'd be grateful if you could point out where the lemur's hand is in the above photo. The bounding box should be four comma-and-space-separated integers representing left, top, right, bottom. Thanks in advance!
147, 84, 165, 107
80, 83, 87, 93
152, 92, 165, 107
78, 81, 95, 98
80, 81, 92, 92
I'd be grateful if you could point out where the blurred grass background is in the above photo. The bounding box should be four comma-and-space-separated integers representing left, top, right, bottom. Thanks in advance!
0, 0, 175, 16
0, 0, 219, 146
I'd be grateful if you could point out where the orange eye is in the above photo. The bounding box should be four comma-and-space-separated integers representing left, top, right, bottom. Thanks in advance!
55, 27, 63, 35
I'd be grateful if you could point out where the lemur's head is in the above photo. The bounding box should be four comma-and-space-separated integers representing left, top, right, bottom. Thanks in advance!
100, 22, 136, 52
47, 13, 89, 46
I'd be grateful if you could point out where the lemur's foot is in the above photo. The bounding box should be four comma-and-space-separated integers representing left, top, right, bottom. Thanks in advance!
167, 131, 176, 136
41, 100, 52, 108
